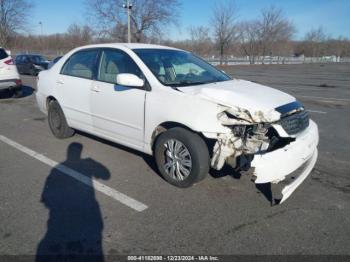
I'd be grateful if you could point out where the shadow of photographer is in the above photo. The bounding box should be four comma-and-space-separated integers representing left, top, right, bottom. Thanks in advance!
36, 142, 110, 261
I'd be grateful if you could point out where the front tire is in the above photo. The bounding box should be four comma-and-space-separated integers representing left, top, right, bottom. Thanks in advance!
48, 100, 75, 139
154, 127, 210, 188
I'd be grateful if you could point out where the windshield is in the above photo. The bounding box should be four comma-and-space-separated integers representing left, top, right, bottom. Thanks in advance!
133, 49, 231, 87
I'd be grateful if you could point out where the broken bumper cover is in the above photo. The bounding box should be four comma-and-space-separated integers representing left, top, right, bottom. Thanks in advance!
252, 120, 319, 203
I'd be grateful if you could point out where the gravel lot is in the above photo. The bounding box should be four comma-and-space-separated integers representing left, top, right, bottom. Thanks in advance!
0, 63, 349, 258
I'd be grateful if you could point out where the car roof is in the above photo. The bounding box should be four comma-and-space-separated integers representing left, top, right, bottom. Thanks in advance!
17, 54, 44, 57
74, 43, 183, 51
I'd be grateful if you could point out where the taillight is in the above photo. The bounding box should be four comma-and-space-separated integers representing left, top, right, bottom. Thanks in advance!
4, 59, 14, 65
15, 79, 22, 86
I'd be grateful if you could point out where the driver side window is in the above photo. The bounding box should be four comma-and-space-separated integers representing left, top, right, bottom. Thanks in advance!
97, 49, 142, 84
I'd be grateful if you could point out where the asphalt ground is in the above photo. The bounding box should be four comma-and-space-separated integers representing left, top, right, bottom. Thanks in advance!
0, 63, 349, 259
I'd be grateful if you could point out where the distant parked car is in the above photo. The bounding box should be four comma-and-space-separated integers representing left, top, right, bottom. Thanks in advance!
15, 54, 49, 76
48, 56, 63, 69
0, 48, 22, 97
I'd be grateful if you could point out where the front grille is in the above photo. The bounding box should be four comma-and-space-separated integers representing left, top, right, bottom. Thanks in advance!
279, 110, 309, 135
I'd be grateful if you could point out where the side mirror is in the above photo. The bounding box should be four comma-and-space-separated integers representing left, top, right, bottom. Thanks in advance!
116, 73, 144, 88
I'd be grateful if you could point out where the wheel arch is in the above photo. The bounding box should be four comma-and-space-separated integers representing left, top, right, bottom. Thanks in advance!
46, 96, 58, 111
150, 121, 215, 155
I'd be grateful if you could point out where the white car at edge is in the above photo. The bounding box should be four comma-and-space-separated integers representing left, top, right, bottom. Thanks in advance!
0, 47, 22, 97
36, 43, 319, 204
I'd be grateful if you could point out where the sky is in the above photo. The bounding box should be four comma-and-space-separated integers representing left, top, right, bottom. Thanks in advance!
30, 0, 350, 40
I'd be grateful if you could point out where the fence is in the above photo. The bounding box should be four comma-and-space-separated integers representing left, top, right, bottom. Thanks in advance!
207, 56, 350, 66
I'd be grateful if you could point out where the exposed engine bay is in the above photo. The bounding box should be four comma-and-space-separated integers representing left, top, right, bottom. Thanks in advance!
211, 102, 307, 170
211, 122, 271, 170
210, 101, 317, 204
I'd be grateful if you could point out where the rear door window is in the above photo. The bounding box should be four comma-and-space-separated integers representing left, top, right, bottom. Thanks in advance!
61, 49, 99, 79
0, 49, 8, 60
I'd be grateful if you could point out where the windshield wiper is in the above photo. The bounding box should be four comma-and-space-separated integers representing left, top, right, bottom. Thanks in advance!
168, 80, 213, 87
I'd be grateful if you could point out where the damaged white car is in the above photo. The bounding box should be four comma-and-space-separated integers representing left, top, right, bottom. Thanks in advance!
36, 44, 319, 204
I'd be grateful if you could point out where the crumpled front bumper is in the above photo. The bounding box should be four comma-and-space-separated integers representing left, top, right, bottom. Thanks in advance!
252, 120, 319, 203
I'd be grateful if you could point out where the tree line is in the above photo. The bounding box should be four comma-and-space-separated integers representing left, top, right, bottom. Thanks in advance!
1, 0, 350, 63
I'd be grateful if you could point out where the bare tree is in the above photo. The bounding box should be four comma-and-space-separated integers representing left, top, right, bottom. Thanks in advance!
237, 21, 260, 64
211, 1, 238, 65
188, 26, 213, 57
67, 23, 94, 48
258, 6, 295, 62
328, 36, 348, 59
237, 7, 294, 64
130, 0, 180, 42
304, 27, 327, 58
0, 0, 34, 47
109, 22, 128, 42
85, 0, 180, 42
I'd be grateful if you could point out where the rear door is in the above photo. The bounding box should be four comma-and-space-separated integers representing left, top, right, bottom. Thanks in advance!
56, 48, 99, 132
90, 48, 146, 149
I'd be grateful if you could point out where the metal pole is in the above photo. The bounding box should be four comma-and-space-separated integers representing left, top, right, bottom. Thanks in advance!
39, 22, 43, 36
123, 0, 132, 43
39, 22, 43, 52
127, 0, 131, 43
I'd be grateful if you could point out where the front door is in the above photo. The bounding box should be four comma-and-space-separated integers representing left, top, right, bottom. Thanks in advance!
91, 48, 146, 149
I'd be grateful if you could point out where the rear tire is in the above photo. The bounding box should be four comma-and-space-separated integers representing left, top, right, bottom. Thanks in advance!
48, 100, 75, 139
154, 127, 210, 188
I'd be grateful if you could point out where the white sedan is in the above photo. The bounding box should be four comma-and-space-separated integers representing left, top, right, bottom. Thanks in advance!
36, 43, 319, 204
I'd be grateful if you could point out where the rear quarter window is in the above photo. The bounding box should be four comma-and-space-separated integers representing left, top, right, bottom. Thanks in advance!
0, 49, 9, 60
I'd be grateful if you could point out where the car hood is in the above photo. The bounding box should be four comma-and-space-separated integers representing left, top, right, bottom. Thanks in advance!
178, 79, 296, 122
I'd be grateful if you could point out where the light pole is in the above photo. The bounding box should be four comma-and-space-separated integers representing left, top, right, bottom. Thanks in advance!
123, 0, 132, 43
39, 21, 43, 36
39, 21, 43, 52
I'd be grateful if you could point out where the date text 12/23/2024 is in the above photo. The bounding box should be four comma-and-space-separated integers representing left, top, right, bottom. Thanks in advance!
127, 256, 219, 261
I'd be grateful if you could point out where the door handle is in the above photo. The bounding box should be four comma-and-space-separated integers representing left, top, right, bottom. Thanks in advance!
91, 86, 101, 93
56, 80, 64, 85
